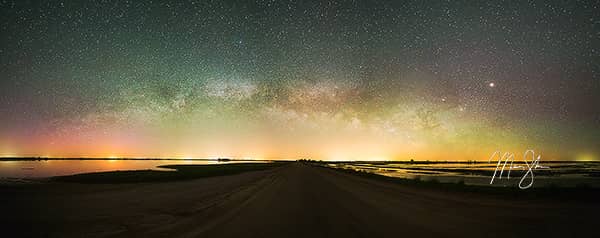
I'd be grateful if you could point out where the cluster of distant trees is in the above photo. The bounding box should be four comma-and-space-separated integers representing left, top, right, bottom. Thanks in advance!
296, 159, 323, 163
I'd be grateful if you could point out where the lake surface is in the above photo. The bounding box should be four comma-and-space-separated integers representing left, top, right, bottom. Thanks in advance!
328, 161, 600, 188
2, 159, 599, 188
0, 159, 264, 178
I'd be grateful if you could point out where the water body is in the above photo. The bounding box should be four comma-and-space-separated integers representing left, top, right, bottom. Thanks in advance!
0, 159, 263, 178
329, 161, 600, 188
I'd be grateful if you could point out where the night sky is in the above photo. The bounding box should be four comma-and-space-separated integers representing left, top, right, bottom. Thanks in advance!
1, 0, 599, 160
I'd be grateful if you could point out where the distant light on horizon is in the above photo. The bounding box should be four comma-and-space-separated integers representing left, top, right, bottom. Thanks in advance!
0, 154, 16, 158
575, 153, 597, 162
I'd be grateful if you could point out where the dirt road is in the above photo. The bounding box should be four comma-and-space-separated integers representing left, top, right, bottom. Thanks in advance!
2, 163, 597, 237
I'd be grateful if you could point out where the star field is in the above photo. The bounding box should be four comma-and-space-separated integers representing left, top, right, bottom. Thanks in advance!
1, 0, 599, 160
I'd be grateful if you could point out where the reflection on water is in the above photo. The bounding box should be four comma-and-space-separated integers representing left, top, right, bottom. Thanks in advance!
0, 159, 263, 178
329, 161, 600, 188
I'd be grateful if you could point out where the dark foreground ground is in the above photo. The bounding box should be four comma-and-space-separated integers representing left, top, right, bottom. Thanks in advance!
1, 162, 598, 238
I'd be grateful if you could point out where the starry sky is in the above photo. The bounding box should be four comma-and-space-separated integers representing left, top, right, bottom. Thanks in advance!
1, 0, 599, 161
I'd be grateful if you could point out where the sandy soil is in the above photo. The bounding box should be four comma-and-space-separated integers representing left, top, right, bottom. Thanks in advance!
1, 163, 598, 237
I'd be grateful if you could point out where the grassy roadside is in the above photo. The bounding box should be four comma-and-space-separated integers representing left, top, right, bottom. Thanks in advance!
53, 162, 288, 184
316, 163, 600, 201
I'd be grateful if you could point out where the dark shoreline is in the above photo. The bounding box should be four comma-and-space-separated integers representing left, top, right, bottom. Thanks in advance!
51, 162, 288, 184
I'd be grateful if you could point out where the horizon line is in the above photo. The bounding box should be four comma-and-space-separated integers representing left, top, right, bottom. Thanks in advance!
0, 157, 597, 163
